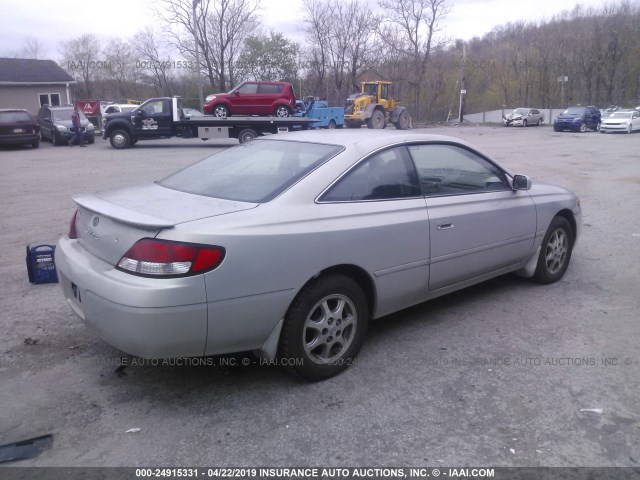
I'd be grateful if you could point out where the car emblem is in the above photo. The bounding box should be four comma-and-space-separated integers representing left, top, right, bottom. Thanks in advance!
92, 216, 100, 227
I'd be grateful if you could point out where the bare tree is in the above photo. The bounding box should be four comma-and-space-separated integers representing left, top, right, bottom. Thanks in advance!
155, 0, 260, 91
103, 38, 138, 100
377, 0, 451, 119
60, 34, 101, 98
131, 27, 174, 96
19, 36, 47, 59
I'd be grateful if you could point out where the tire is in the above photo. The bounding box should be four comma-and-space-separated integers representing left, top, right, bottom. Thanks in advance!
52, 133, 60, 146
31, 139, 39, 148
213, 105, 229, 118
522, 119, 527, 127
88, 137, 95, 144
628, 124, 632, 134
553, 127, 560, 132
279, 274, 369, 381
579, 122, 587, 133
394, 110, 410, 130
366, 109, 385, 129
537, 119, 542, 126
237, 128, 258, 144
533, 216, 574, 284
327, 119, 336, 129
110, 129, 131, 149
274, 106, 290, 117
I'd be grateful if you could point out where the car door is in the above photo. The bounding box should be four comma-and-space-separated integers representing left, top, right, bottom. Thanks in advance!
230, 82, 260, 115
136, 99, 172, 138
407, 143, 537, 291
319, 146, 430, 317
632, 111, 640, 131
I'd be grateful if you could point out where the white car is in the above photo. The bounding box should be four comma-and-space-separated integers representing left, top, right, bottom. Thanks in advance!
503, 108, 544, 127
600, 110, 640, 134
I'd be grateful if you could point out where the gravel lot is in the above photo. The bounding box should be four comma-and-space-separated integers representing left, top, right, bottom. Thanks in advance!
0, 126, 639, 468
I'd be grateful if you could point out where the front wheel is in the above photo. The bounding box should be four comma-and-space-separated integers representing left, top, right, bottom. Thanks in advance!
522, 119, 528, 127
109, 129, 131, 149
212, 105, 229, 118
628, 124, 632, 134
533, 216, 574, 284
366, 109, 385, 129
579, 122, 587, 133
537, 119, 543, 126
279, 274, 369, 381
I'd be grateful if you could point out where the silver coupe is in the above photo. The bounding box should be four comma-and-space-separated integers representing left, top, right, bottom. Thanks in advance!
56, 130, 581, 380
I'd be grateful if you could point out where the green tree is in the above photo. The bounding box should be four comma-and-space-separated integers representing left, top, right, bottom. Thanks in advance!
237, 31, 299, 83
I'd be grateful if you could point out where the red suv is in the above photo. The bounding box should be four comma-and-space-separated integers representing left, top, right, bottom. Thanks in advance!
203, 81, 296, 117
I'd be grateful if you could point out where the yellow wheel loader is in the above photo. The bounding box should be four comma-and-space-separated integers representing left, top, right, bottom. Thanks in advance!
343, 81, 410, 130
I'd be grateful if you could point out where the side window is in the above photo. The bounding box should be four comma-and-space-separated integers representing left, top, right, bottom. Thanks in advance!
258, 84, 283, 94
141, 100, 165, 116
408, 144, 511, 196
322, 147, 420, 202
237, 83, 258, 94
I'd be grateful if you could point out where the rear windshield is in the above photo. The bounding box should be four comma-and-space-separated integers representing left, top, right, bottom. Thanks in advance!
0, 111, 34, 123
158, 139, 343, 203
52, 108, 88, 121
562, 107, 585, 115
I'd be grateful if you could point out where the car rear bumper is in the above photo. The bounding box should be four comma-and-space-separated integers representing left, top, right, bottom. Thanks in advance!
56, 236, 209, 358
0, 133, 39, 145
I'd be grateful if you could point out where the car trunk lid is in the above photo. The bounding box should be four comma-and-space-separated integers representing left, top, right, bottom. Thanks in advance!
73, 183, 257, 266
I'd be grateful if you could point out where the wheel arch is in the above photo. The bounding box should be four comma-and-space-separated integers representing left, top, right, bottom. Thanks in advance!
555, 208, 576, 239
105, 121, 134, 139
294, 264, 377, 318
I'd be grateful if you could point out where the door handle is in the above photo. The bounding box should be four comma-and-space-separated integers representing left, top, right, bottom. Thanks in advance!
437, 223, 454, 230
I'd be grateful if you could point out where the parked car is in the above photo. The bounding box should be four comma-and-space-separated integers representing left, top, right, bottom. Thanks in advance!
600, 110, 640, 134
553, 106, 601, 132
203, 81, 296, 118
37, 105, 95, 146
102, 104, 137, 129
503, 108, 544, 127
0, 109, 39, 148
56, 130, 581, 380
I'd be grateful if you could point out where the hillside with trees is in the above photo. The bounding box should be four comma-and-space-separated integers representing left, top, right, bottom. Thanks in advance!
17, 0, 640, 121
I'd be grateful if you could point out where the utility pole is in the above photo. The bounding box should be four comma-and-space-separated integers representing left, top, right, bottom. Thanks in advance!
557, 75, 568, 108
193, 0, 204, 109
458, 41, 466, 123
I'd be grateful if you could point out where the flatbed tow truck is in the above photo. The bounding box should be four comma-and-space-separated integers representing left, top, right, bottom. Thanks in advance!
102, 96, 318, 148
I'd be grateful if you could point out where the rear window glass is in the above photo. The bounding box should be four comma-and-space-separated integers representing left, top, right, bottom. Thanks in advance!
158, 140, 343, 203
0, 111, 34, 123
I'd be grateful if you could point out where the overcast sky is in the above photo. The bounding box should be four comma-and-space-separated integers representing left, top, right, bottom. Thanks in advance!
0, 0, 622, 59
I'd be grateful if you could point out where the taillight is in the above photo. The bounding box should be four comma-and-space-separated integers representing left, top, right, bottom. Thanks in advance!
117, 239, 225, 277
69, 210, 78, 239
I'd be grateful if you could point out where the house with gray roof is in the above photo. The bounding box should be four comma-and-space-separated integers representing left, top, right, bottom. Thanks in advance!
0, 58, 76, 114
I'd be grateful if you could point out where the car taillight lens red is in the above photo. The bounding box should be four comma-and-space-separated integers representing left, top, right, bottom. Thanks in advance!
117, 239, 225, 277
69, 210, 78, 239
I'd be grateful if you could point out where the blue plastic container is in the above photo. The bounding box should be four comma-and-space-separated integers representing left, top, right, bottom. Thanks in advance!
26, 244, 59, 284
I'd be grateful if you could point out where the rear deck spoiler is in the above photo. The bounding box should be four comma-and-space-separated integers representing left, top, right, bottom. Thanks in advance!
73, 194, 175, 229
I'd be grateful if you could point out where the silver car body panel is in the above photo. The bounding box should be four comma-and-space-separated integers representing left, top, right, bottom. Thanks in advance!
56, 130, 581, 359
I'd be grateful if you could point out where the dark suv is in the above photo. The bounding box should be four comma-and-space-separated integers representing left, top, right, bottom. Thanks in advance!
37, 105, 95, 146
203, 81, 296, 118
554, 106, 601, 132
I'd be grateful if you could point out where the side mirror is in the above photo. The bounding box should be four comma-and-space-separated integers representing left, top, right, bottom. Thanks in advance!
512, 175, 532, 191
234, 90, 240, 96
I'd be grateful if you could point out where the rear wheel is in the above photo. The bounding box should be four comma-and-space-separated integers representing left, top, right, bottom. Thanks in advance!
366, 109, 385, 129
327, 120, 336, 129
394, 110, 410, 130
579, 122, 587, 133
237, 128, 258, 144
52, 133, 60, 146
110, 129, 131, 149
274, 106, 290, 117
533, 216, 574, 284
31, 139, 39, 148
279, 274, 369, 381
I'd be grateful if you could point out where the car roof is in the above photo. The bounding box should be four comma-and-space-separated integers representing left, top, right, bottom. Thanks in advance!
0, 108, 31, 113
258, 129, 485, 154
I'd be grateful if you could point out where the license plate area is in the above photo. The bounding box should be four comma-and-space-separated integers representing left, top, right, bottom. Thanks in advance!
13, 128, 24, 133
